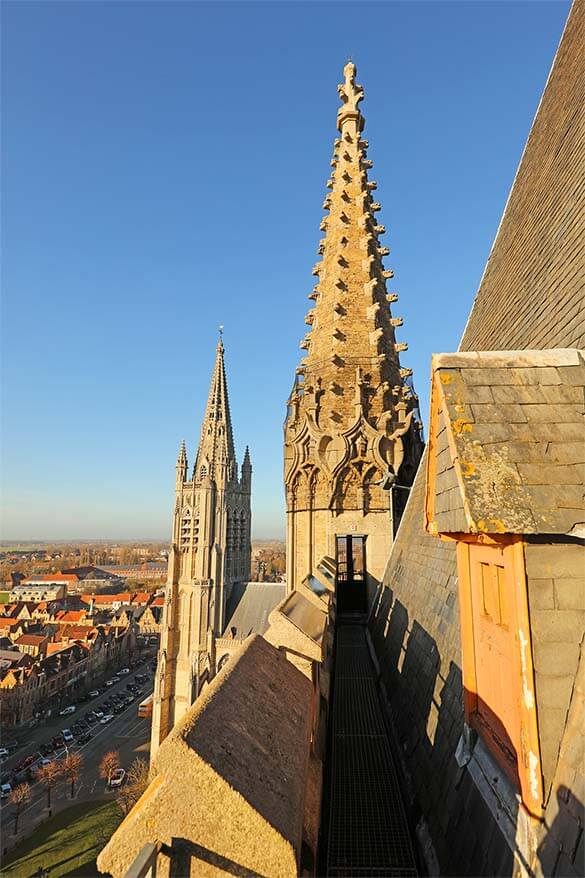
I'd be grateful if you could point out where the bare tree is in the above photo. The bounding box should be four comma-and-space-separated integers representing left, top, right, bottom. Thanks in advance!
127, 757, 150, 790
62, 752, 83, 799
116, 757, 151, 816
35, 761, 62, 809
9, 783, 31, 835
99, 750, 120, 785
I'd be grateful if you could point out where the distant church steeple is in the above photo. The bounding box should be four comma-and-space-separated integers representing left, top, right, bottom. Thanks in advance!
194, 333, 236, 483
151, 335, 252, 761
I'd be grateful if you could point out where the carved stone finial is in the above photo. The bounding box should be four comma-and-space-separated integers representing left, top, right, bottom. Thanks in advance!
337, 61, 364, 132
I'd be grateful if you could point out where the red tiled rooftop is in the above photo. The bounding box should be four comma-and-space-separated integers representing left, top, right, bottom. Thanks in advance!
15, 634, 47, 646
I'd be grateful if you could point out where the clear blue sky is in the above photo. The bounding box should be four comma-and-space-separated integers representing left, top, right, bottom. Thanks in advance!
1, 0, 570, 541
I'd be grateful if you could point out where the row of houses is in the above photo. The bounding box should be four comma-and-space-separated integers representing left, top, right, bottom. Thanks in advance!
0, 590, 165, 727
0, 591, 164, 649
0, 623, 135, 727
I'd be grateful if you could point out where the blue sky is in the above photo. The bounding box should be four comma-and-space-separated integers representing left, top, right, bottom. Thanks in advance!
1, 0, 570, 541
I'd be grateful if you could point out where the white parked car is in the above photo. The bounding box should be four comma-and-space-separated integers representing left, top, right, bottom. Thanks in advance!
0, 782, 12, 799
88, 690, 100, 698
109, 768, 126, 788
100, 714, 114, 724
37, 757, 53, 768
104, 680, 114, 687
93, 710, 104, 719
59, 705, 76, 716
0, 748, 9, 760
62, 730, 74, 743
119, 668, 130, 675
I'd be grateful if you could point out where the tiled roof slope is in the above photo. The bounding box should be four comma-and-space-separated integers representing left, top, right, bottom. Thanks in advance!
428, 350, 585, 536
460, 1, 585, 352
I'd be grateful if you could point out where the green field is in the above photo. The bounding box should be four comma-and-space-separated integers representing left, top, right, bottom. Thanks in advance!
1, 800, 122, 878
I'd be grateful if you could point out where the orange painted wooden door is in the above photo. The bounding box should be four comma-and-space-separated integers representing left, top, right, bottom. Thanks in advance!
469, 544, 520, 776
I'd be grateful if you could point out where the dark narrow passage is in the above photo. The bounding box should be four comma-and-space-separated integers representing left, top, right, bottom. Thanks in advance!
324, 622, 418, 877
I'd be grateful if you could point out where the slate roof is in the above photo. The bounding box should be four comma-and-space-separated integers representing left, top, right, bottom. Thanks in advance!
427, 349, 585, 536
223, 581, 287, 638
0, 649, 27, 665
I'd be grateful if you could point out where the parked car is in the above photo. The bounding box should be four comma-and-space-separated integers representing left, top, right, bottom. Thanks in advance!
89, 690, 100, 698
113, 703, 125, 715
62, 730, 74, 743
119, 668, 130, 675
76, 731, 92, 745
1, 782, 12, 799
111, 675, 121, 683
109, 768, 125, 788
86, 713, 97, 725
100, 714, 114, 725
59, 705, 76, 716
52, 735, 65, 749
105, 679, 114, 687
0, 748, 9, 760
13, 769, 31, 784
37, 757, 53, 769
40, 743, 54, 756
5, 740, 19, 752
93, 710, 104, 719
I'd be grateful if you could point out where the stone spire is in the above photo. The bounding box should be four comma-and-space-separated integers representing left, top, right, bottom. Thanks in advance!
194, 334, 236, 484
294, 60, 413, 434
176, 439, 188, 485
284, 61, 424, 593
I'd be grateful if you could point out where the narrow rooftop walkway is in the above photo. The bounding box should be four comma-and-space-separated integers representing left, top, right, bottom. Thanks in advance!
325, 622, 418, 877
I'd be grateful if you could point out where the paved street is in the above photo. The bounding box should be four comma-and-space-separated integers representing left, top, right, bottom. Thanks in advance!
1, 668, 155, 849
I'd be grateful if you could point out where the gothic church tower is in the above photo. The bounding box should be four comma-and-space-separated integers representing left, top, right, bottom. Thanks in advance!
284, 62, 423, 597
151, 337, 252, 759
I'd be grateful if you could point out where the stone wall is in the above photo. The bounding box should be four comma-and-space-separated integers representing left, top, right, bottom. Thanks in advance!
526, 541, 585, 794
369, 2, 585, 875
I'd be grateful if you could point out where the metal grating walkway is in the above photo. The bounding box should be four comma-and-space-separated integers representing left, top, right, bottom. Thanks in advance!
325, 623, 418, 877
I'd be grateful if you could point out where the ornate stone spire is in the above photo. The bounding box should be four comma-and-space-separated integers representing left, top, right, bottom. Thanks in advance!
290, 60, 415, 437
241, 444, 252, 488
194, 335, 236, 483
284, 61, 424, 592
176, 439, 188, 485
